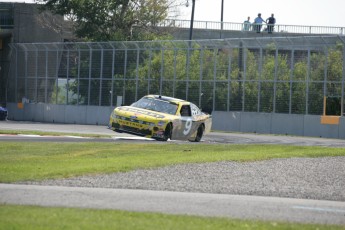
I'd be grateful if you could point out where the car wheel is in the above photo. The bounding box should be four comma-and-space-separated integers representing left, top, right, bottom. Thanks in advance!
161, 123, 172, 141
192, 124, 204, 142
114, 129, 123, 133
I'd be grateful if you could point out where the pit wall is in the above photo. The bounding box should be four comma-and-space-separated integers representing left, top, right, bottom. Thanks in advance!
6, 103, 114, 126
6, 103, 345, 139
212, 111, 345, 139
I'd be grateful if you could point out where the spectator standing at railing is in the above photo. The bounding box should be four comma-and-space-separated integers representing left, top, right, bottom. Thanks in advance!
243, 16, 251, 31
253, 13, 266, 33
266, 13, 276, 33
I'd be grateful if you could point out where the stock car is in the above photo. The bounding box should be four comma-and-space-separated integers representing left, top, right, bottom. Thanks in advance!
109, 95, 212, 142
0, 106, 7, 120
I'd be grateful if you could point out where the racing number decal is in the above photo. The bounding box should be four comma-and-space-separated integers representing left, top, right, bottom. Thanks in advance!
183, 118, 193, 135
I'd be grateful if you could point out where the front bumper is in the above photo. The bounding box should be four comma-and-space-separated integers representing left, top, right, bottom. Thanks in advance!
111, 122, 152, 136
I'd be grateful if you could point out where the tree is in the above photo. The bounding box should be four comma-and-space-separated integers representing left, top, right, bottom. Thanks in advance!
36, 0, 183, 41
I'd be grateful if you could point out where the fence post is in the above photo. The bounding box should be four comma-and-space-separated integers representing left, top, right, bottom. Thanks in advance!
289, 49, 295, 114
335, 35, 345, 116
273, 48, 278, 113
110, 42, 115, 107
306, 49, 311, 114
99, 44, 104, 106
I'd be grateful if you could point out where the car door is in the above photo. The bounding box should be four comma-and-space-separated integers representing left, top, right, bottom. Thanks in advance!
172, 104, 200, 140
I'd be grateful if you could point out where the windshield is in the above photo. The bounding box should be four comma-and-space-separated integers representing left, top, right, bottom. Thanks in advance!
131, 97, 178, 115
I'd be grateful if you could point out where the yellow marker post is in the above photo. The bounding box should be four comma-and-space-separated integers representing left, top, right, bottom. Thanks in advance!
321, 96, 340, 125
321, 115, 340, 125
17, 102, 23, 109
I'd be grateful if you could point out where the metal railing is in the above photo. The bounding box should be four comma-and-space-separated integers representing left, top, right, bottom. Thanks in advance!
1, 9, 344, 35
159, 19, 345, 35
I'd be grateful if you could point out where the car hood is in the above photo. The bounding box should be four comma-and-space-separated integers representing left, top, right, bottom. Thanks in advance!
115, 106, 174, 121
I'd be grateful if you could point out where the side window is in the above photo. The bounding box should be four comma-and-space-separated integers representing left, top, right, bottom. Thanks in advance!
180, 105, 191, 117
190, 103, 202, 116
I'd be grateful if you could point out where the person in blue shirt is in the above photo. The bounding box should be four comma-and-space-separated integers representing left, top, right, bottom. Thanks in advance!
253, 13, 266, 33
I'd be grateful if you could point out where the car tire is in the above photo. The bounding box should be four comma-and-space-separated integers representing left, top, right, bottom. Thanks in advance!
161, 123, 172, 141
192, 124, 204, 142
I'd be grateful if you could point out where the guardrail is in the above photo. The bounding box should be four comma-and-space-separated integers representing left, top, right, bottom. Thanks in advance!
159, 19, 345, 35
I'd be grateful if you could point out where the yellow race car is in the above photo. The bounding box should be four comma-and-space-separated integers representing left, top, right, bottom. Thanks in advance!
109, 95, 212, 142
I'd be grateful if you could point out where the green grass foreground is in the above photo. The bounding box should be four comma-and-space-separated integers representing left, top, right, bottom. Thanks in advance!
1, 142, 345, 182
0, 129, 110, 138
1, 142, 345, 229
1, 205, 344, 230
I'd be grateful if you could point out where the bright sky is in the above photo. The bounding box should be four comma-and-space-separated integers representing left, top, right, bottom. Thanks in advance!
178, 0, 345, 27
2, 0, 345, 27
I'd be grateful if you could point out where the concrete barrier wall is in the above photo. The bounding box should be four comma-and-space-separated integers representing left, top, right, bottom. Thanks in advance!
212, 111, 345, 139
5, 103, 345, 139
340, 119, 345, 139
7, 103, 114, 126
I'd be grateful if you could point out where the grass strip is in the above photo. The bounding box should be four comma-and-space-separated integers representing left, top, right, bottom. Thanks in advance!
1, 205, 344, 230
0, 129, 111, 138
1, 142, 344, 182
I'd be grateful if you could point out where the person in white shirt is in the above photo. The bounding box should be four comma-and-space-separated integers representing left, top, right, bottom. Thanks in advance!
243, 16, 251, 31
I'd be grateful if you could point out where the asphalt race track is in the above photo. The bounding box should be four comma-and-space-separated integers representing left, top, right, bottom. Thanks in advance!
1, 120, 345, 225
1, 120, 345, 147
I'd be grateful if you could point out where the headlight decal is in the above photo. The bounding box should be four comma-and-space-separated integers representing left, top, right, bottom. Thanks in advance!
157, 121, 166, 126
